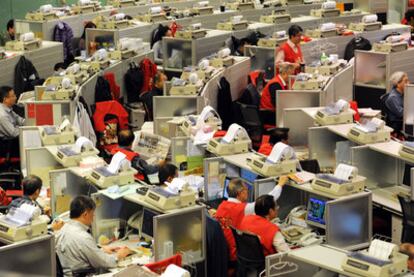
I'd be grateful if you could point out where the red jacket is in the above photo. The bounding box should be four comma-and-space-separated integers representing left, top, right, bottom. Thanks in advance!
215, 200, 247, 261
280, 42, 303, 74
260, 75, 286, 111
92, 100, 129, 132
239, 214, 280, 256
258, 143, 273, 156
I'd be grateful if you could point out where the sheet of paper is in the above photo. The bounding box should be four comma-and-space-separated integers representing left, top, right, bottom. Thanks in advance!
107, 152, 127, 174
334, 164, 357, 181
196, 106, 215, 128
368, 239, 395, 261
222, 124, 241, 143
59, 118, 71, 132
23, 130, 42, 148
165, 178, 188, 194
193, 129, 214, 145
53, 171, 67, 196
74, 136, 91, 153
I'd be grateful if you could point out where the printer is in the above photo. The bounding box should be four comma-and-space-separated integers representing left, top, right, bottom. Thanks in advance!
311, 164, 366, 196
72, 0, 99, 14
175, 23, 208, 40
55, 136, 99, 167
217, 16, 248, 31
169, 73, 204, 95
342, 239, 408, 277
292, 73, 325, 90
136, 7, 168, 23
25, 4, 59, 21
247, 142, 297, 177
306, 22, 337, 39
190, 1, 214, 15
257, 31, 288, 48
373, 35, 408, 53
107, 0, 135, 8
97, 13, 130, 29
144, 185, 196, 211
65, 63, 90, 84
398, 141, 414, 161
109, 38, 149, 60
0, 204, 48, 242
210, 48, 234, 68
314, 99, 354, 126
5, 32, 41, 51
207, 123, 251, 155
310, 1, 341, 17
90, 48, 111, 70
38, 119, 76, 146
305, 55, 344, 76
349, 14, 382, 32
347, 118, 392, 144
35, 76, 77, 101
88, 152, 137, 189
226, 0, 255, 11
260, 10, 291, 24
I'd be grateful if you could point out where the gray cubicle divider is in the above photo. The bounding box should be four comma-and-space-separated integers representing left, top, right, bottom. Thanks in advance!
0, 234, 56, 276
203, 156, 226, 202
244, 45, 274, 72
19, 126, 42, 174
253, 177, 278, 199
333, 64, 354, 101
50, 169, 99, 218
25, 147, 61, 187
404, 84, 414, 137
276, 90, 321, 127
171, 137, 205, 170
283, 109, 315, 147
154, 205, 206, 265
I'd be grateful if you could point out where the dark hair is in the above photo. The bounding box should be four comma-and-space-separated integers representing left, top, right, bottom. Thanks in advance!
158, 163, 178, 184
151, 24, 170, 48
6, 19, 14, 31
81, 21, 97, 39
118, 129, 135, 147
254, 195, 276, 217
239, 37, 251, 46
0, 86, 13, 102
153, 71, 166, 86
22, 175, 43, 196
70, 195, 96, 219
288, 24, 303, 39
269, 128, 289, 145
124, 15, 133, 20
405, 10, 414, 22
54, 62, 66, 71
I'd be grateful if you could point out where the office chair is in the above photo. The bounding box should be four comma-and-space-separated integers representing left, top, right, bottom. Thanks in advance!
398, 194, 414, 243
0, 138, 20, 171
234, 102, 265, 150
231, 227, 265, 277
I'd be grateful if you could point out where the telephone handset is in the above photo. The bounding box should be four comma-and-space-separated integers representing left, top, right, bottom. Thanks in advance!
299, 232, 323, 247
286, 205, 307, 226
127, 211, 142, 230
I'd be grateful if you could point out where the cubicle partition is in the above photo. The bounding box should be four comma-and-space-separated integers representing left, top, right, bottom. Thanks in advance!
404, 84, 414, 137
25, 147, 62, 187
171, 137, 205, 171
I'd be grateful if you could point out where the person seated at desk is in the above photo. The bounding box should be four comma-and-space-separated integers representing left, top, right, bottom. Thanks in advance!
0, 86, 25, 157
239, 194, 290, 256
158, 163, 178, 187
111, 129, 163, 182
140, 71, 167, 121
151, 24, 172, 64
56, 196, 132, 276
384, 71, 409, 135
234, 37, 252, 56
400, 243, 414, 271
258, 127, 289, 156
275, 24, 304, 75
215, 177, 287, 262
0, 19, 15, 46
78, 21, 97, 56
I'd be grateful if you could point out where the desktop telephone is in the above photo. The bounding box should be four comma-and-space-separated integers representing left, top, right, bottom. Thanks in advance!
298, 232, 323, 247
286, 205, 307, 227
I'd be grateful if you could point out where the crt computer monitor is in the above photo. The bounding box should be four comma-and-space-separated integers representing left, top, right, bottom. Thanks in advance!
141, 208, 160, 240
306, 196, 327, 229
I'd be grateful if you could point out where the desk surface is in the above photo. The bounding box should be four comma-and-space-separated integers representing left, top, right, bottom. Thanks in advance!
371, 185, 409, 214
222, 152, 252, 171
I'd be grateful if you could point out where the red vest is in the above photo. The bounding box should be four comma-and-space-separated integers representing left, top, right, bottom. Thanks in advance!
110, 147, 139, 161
239, 215, 280, 256
260, 75, 286, 111
281, 42, 303, 75
258, 143, 273, 156
215, 200, 247, 261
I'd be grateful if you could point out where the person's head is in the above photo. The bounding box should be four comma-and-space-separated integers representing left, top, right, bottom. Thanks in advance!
158, 163, 178, 184
6, 19, 14, 37
151, 24, 172, 48
237, 38, 251, 55
0, 86, 17, 107
69, 195, 96, 226
405, 10, 414, 23
227, 178, 249, 202
269, 127, 289, 145
81, 21, 96, 39
153, 71, 167, 89
118, 129, 135, 148
278, 63, 295, 82
255, 194, 278, 220
400, 243, 414, 271
22, 175, 43, 200
288, 24, 303, 45
54, 62, 66, 74
390, 71, 409, 94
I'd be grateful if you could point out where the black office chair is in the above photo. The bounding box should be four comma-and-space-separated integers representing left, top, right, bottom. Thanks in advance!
398, 194, 414, 243
231, 226, 265, 277
234, 102, 264, 150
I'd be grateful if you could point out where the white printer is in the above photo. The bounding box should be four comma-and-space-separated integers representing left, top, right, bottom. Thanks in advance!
348, 118, 392, 144
314, 99, 354, 126
207, 123, 251, 155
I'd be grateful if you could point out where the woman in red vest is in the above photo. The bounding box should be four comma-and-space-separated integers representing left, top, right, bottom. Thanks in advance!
215, 177, 287, 262
275, 24, 304, 74
239, 195, 290, 256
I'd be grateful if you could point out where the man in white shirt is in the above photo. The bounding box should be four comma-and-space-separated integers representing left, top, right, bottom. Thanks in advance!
56, 196, 132, 276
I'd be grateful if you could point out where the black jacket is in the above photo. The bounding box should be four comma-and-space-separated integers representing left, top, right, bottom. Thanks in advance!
14, 56, 43, 98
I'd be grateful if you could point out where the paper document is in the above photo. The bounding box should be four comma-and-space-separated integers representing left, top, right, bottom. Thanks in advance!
193, 129, 214, 145
74, 136, 91, 153
222, 124, 242, 143
334, 164, 357, 181
107, 152, 127, 174
267, 142, 294, 164
5, 203, 40, 227
59, 118, 71, 132
165, 178, 188, 194
196, 106, 216, 128
368, 240, 395, 261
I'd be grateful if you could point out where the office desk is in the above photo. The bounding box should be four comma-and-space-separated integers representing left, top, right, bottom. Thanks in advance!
222, 152, 252, 172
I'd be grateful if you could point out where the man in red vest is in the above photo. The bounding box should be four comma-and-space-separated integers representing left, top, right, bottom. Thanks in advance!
258, 128, 289, 156
110, 129, 161, 182
260, 63, 295, 112
239, 194, 290, 256
275, 24, 304, 74
215, 177, 287, 263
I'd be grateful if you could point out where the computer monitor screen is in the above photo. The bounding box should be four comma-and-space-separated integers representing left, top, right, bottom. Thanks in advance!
223, 178, 230, 199
326, 193, 371, 250
141, 208, 160, 239
240, 168, 258, 183
306, 196, 326, 228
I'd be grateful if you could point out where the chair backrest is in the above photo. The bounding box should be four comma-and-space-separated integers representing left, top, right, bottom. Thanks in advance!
236, 102, 262, 128
231, 226, 265, 263
398, 194, 414, 243
56, 254, 64, 277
